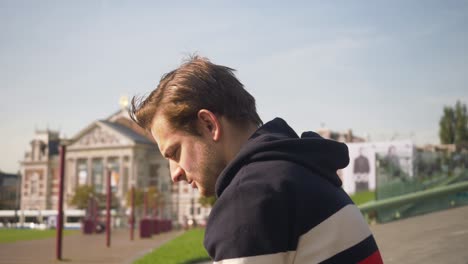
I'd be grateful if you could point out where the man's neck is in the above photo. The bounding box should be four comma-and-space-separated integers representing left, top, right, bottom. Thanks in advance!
221, 119, 259, 165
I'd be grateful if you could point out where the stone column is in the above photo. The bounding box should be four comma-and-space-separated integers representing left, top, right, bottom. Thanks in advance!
87, 158, 92, 186
66, 158, 75, 196
103, 157, 108, 195
128, 156, 133, 189
131, 155, 137, 188
118, 156, 124, 199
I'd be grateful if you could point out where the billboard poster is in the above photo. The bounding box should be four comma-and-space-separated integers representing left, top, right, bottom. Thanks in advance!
342, 140, 414, 194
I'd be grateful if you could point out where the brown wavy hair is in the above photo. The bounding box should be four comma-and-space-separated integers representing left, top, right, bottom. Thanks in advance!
130, 56, 262, 135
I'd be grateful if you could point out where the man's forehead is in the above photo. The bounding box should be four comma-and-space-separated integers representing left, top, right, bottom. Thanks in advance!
150, 115, 175, 154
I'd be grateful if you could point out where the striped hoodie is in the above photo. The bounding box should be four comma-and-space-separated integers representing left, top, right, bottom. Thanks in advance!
204, 118, 383, 264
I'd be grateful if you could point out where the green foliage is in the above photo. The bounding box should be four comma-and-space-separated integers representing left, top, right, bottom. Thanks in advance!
125, 186, 162, 209
126, 187, 142, 208
134, 229, 210, 264
0, 229, 77, 244
454, 101, 468, 145
70, 185, 95, 209
439, 101, 468, 145
198, 196, 216, 207
350, 191, 375, 205
70, 185, 119, 209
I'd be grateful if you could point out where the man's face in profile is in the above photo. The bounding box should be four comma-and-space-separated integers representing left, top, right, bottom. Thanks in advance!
150, 113, 225, 197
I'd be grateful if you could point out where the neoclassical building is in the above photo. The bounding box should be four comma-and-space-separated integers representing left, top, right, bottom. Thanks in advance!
20, 106, 211, 225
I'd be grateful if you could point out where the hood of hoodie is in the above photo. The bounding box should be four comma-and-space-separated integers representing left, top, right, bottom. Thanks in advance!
215, 118, 350, 198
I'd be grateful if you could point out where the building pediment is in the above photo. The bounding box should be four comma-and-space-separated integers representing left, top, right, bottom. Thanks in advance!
67, 122, 134, 150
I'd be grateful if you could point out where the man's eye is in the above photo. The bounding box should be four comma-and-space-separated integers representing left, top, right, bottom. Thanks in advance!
166, 148, 179, 160
173, 148, 180, 160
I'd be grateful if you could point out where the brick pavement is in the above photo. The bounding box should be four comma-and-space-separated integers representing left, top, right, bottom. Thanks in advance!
371, 205, 468, 264
196, 206, 468, 264
0, 229, 183, 264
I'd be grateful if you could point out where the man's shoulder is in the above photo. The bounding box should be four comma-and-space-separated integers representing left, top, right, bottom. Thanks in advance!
236, 159, 313, 182
212, 160, 312, 213
232, 159, 334, 194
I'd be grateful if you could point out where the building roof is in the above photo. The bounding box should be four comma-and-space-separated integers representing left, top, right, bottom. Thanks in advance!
105, 107, 130, 122
316, 128, 365, 143
99, 120, 154, 145
69, 108, 156, 147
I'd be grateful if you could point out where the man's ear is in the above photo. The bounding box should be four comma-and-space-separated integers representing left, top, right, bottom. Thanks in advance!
197, 109, 221, 141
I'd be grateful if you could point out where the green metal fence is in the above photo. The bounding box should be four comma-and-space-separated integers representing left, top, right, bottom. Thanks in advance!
368, 150, 468, 223
359, 181, 468, 223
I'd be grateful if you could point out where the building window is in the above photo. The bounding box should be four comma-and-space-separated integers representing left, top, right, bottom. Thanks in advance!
51, 169, 57, 179
30, 180, 37, 195
30, 172, 39, 196
92, 159, 104, 193
108, 157, 120, 192
122, 167, 129, 193
77, 159, 88, 185
149, 164, 160, 186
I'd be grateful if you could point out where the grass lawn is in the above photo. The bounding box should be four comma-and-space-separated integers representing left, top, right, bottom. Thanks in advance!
0, 229, 78, 244
350, 191, 376, 205
134, 228, 210, 264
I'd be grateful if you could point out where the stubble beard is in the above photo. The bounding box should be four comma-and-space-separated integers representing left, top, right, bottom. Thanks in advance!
198, 142, 226, 197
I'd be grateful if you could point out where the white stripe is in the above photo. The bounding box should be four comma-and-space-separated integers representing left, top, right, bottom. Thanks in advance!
213, 204, 371, 264
293, 204, 372, 263
214, 251, 296, 264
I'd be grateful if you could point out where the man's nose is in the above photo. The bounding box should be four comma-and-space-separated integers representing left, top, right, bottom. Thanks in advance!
169, 161, 186, 182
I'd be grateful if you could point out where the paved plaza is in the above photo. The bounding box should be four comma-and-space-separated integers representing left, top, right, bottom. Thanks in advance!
1, 206, 467, 264
372, 205, 468, 264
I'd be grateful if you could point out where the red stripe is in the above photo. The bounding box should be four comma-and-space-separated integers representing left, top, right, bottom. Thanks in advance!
358, 250, 383, 264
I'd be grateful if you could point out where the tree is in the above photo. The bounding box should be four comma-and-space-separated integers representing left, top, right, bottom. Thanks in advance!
70, 185, 95, 209
126, 187, 143, 208
125, 186, 162, 209
439, 101, 468, 145
70, 185, 120, 210
454, 101, 468, 145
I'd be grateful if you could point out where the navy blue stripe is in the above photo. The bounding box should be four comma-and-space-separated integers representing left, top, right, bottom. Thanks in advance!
205, 160, 354, 261
319, 235, 379, 264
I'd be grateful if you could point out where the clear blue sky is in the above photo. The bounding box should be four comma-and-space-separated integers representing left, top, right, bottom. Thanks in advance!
1, 1, 467, 172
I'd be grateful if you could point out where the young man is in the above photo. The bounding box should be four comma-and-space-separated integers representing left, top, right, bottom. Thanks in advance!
130, 56, 383, 264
